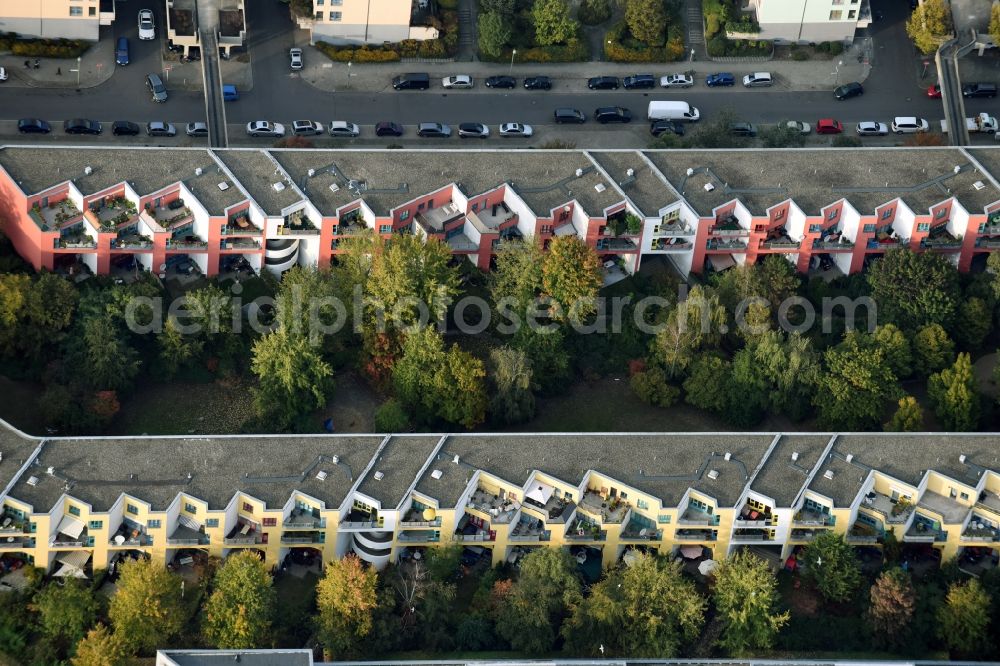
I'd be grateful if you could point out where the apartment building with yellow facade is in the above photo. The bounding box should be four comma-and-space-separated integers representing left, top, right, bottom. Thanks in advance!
0, 0, 115, 40
1, 420, 999, 580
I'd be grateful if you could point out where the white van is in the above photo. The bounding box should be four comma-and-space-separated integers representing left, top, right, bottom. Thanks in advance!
647, 101, 701, 122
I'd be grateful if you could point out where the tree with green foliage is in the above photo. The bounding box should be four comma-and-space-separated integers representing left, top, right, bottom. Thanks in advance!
72, 314, 141, 391
491, 239, 545, 315
18, 271, 78, 362
478, 11, 511, 57
713, 550, 790, 656
202, 550, 275, 649
928, 352, 980, 431
157, 316, 204, 379
813, 334, 900, 430
871, 324, 913, 379
625, 0, 666, 44
481, 0, 515, 14
906, 0, 953, 54
393, 326, 487, 428
885, 396, 924, 432
251, 327, 334, 429
108, 558, 186, 655
868, 568, 916, 649
630, 366, 681, 407
991, 2, 1000, 51
866, 249, 961, 331
72, 624, 126, 666
316, 555, 379, 659
760, 122, 808, 148
955, 296, 992, 350
424, 544, 462, 582
374, 398, 410, 432
652, 286, 727, 379
800, 532, 863, 603
578, 0, 612, 25
531, 0, 578, 45
495, 547, 581, 653
563, 553, 705, 657
541, 236, 603, 322
747, 331, 820, 421
913, 322, 956, 376
511, 324, 571, 394
937, 578, 992, 655
368, 234, 460, 331
35, 578, 99, 653
488, 346, 536, 425
274, 265, 345, 355
0, 272, 30, 356
683, 354, 731, 413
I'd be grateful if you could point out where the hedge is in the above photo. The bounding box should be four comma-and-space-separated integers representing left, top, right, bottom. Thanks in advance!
0, 32, 91, 58
480, 39, 589, 62
577, 0, 612, 26
604, 21, 685, 62
315, 9, 458, 62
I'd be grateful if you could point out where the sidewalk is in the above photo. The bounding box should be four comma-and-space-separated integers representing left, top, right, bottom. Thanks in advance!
0, 32, 114, 89
294, 42, 872, 94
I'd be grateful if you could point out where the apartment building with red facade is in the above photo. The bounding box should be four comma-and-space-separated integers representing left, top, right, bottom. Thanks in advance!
3, 146, 1000, 284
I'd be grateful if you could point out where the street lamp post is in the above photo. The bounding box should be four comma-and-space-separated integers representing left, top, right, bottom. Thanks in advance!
509, 49, 516, 75
76, 56, 81, 86
834, 59, 843, 86
347, 61, 352, 90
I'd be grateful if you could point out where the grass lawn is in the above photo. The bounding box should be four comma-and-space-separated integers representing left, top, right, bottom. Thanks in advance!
0, 375, 45, 436
274, 571, 320, 647
108, 379, 257, 435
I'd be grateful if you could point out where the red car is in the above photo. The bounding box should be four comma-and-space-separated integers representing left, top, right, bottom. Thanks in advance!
816, 118, 844, 134
927, 84, 942, 98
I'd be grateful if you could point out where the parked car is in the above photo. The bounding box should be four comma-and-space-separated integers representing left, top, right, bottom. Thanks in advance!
0, 67, 6, 82
856, 121, 889, 136
375, 121, 404, 137
650, 119, 685, 137
417, 122, 452, 138
660, 74, 694, 88
17, 118, 51, 134
587, 76, 619, 90
138, 9, 155, 40
594, 106, 632, 123
706, 72, 735, 87
485, 75, 516, 89
391, 73, 430, 90
785, 120, 811, 135
927, 83, 942, 98
891, 116, 929, 133
146, 72, 168, 102
499, 122, 533, 137
64, 119, 102, 135
112, 120, 141, 136
816, 118, 843, 134
329, 121, 360, 137
185, 122, 209, 137
834, 81, 864, 100
291, 120, 324, 135
245, 120, 285, 137
729, 122, 757, 137
146, 121, 177, 137
554, 107, 586, 124
742, 72, 773, 87
289, 48, 303, 70
962, 82, 997, 98
442, 75, 473, 89
623, 74, 655, 89
458, 122, 490, 138
222, 84, 240, 101
523, 76, 552, 90
115, 37, 130, 66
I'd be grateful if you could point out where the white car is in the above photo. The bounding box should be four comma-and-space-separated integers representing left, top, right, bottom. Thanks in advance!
291, 120, 324, 136
660, 74, 694, 88
329, 121, 360, 137
289, 48, 303, 70
856, 121, 889, 136
891, 116, 929, 134
499, 122, 533, 138
442, 75, 474, 89
0, 67, 7, 82
246, 121, 285, 137
785, 120, 811, 135
138, 9, 155, 40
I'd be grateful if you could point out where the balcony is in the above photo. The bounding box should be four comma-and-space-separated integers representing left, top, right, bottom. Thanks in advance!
565, 516, 606, 541
400, 506, 441, 528
652, 237, 692, 252
736, 504, 775, 527
280, 532, 322, 545
147, 201, 194, 230
88, 197, 139, 232
675, 528, 717, 541
510, 514, 550, 542
475, 201, 517, 230
334, 212, 369, 236
860, 491, 914, 524
654, 211, 692, 237
223, 212, 261, 235
596, 237, 638, 252
110, 522, 149, 547
416, 202, 464, 234
711, 215, 749, 236
975, 237, 1000, 249
846, 522, 881, 544
167, 235, 208, 249
977, 490, 1000, 516
221, 238, 261, 250
447, 233, 479, 252
285, 510, 326, 530
167, 524, 209, 546
465, 488, 519, 524
962, 515, 1000, 542
33, 199, 84, 231
732, 528, 772, 541
113, 234, 153, 250
760, 236, 800, 250
679, 505, 720, 525
397, 530, 440, 542
523, 492, 575, 524
905, 515, 948, 543
340, 510, 382, 530
578, 490, 629, 523
0, 537, 34, 549
453, 532, 495, 542
921, 230, 962, 250
706, 238, 747, 250
790, 529, 819, 542
0, 513, 26, 535
621, 516, 661, 541
793, 509, 835, 527
54, 229, 97, 249
282, 211, 320, 236
813, 235, 854, 250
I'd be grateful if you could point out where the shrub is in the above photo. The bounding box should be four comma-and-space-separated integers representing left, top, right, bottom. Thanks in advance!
816, 41, 830, 52
832, 135, 862, 147
707, 34, 727, 56
577, 0, 612, 25
10, 37, 91, 58
375, 398, 410, 432
791, 48, 810, 60
828, 40, 844, 55
630, 367, 680, 407
705, 13, 721, 39
437, 0, 459, 8
605, 20, 685, 62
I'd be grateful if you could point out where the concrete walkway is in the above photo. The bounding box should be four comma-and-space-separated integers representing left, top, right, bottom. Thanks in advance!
457, 0, 478, 62
684, 0, 707, 60
0, 28, 115, 89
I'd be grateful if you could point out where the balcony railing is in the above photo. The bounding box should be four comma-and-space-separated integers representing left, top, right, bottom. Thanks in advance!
813, 239, 854, 250
50, 539, 87, 547
339, 519, 381, 529
564, 530, 607, 541
453, 533, 495, 542
166, 537, 209, 546
706, 239, 747, 250
675, 530, 717, 541
223, 535, 262, 545
846, 533, 879, 544
976, 238, 1000, 249
761, 239, 800, 249
397, 531, 440, 542
55, 237, 97, 249
280, 535, 322, 544
400, 519, 442, 528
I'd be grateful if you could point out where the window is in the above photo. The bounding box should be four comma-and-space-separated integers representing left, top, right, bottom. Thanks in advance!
88, 520, 103, 530
863, 223, 876, 232
936, 208, 947, 219
331, 0, 343, 5
400, 210, 410, 221
881, 208, 893, 220
68, 505, 81, 517
379, 224, 392, 233
89, 6, 96, 15
87, 537, 95, 546
331, 11, 342, 21
148, 519, 161, 529
658, 515, 671, 524
774, 208, 785, 220
636, 499, 649, 510
206, 518, 219, 528
848, 10, 856, 18
263, 518, 277, 527
961, 492, 970, 501
316, 0, 324, 4
541, 225, 553, 234
829, 10, 842, 19
126, 504, 138, 515
70, 6, 82, 16
917, 223, 930, 232
809, 224, 822, 233
979, 223, 987, 233
184, 502, 197, 514
471, 203, 478, 212
427, 199, 434, 209
243, 502, 254, 513
827, 209, 838, 220
620, 492, 628, 500
315, 11, 323, 20
832, 0, 843, 3
29, 522, 36, 533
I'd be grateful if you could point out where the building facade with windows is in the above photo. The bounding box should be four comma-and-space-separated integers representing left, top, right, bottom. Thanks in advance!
0, 0, 115, 40
0, 419, 998, 580
4, 146, 1000, 285
740, 0, 872, 44
304, 0, 430, 45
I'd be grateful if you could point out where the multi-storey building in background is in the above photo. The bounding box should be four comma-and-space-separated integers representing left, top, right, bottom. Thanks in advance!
3, 146, 1000, 285
739, 0, 873, 44
0, 0, 115, 40
0, 419, 998, 580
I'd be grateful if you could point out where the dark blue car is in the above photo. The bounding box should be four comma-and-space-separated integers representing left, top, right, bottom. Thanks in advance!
115, 37, 129, 66
706, 72, 735, 87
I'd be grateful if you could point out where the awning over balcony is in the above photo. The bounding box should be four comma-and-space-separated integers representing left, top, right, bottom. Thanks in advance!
554, 222, 580, 237
54, 550, 91, 578
526, 483, 554, 505
57, 515, 85, 539
680, 545, 703, 559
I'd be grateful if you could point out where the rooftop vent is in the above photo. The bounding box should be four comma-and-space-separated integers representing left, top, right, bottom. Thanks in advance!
594, 183, 606, 193
272, 182, 286, 192
195, 167, 203, 176
823, 469, 835, 480
724, 452, 732, 461
707, 469, 720, 480
84, 166, 92, 176
26, 476, 39, 487
845, 453, 854, 463
431, 469, 443, 480
374, 471, 385, 481
575, 168, 584, 177
453, 454, 461, 464
329, 183, 339, 193
315, 470, 328, 481
974, 181, 986, 191
954, 165, 962, 174
959, 454, 967, 464
332, 455, 339, 465
791, 451, 799, 462
308, 169, 316, 178
626, 168, 635, 177
704, 183, 715, 192
217, 182, 229, 191
686, 168, 695, 176
46, 466, 55, 476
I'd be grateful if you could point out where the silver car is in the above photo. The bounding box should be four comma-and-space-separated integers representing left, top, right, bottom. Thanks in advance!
185, 122, 208, 137
660, 74, 694, 88
856, 121, 889, 136
289, 48, 303, 70
292, 120, 324, 136
138, 9, 155, 40
246, 121, 285, 137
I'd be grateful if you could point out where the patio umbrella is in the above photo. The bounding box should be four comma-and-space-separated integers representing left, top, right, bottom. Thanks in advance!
680, 545, 703, 559
622, 549, 641, 567
697, 559, 718, 576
